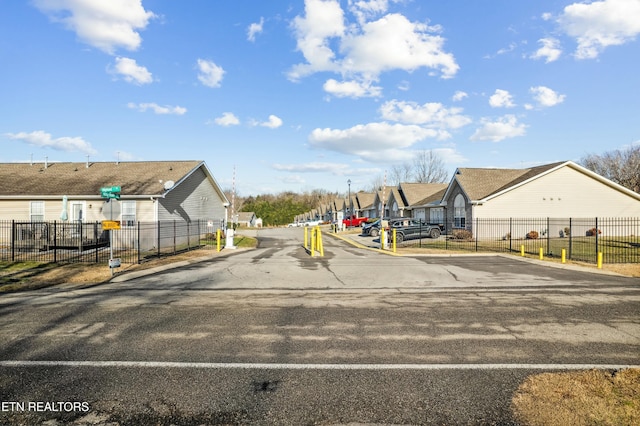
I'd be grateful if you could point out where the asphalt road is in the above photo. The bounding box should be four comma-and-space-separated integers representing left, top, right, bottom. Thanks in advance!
1, 227, 638, 425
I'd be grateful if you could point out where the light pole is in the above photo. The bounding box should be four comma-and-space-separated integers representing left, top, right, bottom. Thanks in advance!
347, 179, 351, 223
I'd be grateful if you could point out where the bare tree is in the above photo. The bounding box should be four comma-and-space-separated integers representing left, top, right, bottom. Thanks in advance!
412, 150, 449, 183
581, 144, 640, 193
389, 162, 413, 186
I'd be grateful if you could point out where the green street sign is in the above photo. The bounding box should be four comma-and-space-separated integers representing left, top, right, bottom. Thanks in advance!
101, 192, 120, 200
100, 186, 121, 193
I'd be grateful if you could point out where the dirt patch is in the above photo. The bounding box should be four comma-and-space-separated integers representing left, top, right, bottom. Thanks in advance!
0, 234, 259, 293
512, 368, 640, 426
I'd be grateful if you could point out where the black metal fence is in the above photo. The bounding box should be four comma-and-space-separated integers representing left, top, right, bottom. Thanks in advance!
402, 217, 640, 264
0, 219, 224, 265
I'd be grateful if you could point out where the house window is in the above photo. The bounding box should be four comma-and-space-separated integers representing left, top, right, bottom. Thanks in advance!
121, 201, 136, 226
30, 201, 44, 221
430, 207, 444, 224
454, 194, 466, 228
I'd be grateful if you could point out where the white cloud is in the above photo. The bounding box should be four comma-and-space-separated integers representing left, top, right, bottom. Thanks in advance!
340, 13, 459, 78
379, 100, 472, 132
289, 0, 345, 79
247, 17, 264, 42
530, 37, 562, 63
557, 0, 640, 59
530, 86, 566, 107
309, 122, 439, 162
6, 130, 97, 155
272, 162, 350, 174
127, 102, 186, 115
197, 59, 225, 88
452, 91, 468, 102
110, 57, 153, 84
214, 112, 240, 126
289, 0, 459, 97
323, 78, 382, 98
260, 115, 283, 129
470, 115, 527, 142
349, 0, 392, 24
489, 89, 516, 108
34, 0, 155, 54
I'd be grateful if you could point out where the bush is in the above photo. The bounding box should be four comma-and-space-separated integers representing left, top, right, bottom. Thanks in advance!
452, 229, 473, 240
564, 227, 571, 236
526, 230, 539, 239
586, 228, 602, 236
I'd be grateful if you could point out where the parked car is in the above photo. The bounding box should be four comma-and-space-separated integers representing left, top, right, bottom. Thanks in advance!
386, 218, 442, 242
362, 219, 381, 236
303, 219, 321, 226
342, 215, 369, 227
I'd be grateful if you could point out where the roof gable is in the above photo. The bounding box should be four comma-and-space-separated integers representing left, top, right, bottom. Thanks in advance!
446, 162, 565, 201
0, 161, 225, 200
399, 182, 448, 206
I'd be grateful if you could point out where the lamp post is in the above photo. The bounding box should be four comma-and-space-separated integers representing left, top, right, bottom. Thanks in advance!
347, 179, 351, 225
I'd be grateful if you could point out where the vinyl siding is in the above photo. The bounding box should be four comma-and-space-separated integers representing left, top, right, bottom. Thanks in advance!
473, 165, 640, 219
158, 166, 226, 223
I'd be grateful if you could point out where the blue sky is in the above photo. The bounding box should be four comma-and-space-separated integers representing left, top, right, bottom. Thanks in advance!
1, 0, 639, 196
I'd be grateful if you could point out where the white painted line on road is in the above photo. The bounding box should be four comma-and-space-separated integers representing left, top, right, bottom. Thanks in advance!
1, 360, 638, 370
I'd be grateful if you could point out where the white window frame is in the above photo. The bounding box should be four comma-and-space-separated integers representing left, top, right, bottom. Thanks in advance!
430, 207, 444, 224
121, 201, 136, 226
454, 194, 466, 228
30, 201, 45, 222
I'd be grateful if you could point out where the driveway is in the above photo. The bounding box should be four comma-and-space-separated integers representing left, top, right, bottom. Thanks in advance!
0, 227, 638, 425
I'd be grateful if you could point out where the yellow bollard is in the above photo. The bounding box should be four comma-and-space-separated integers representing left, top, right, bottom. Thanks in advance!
304, 227, 308, 249
392, 229, 396, 253
597, 252, 603, 269
310, 227, 315, 257
318, 227, 324, 257
539, 247, 544, 260
520, 245, 525, 256
216, 229, 221, 252
561, 248, 566, 264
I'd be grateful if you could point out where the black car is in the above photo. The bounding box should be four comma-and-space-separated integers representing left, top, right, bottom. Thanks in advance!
386, 218, 442, 243
361, 219, 380, 236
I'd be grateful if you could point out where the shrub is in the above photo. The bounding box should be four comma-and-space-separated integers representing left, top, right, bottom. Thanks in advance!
564, 227, 571, 236
452, 229, 473, 240
586, 228, 602, 236
526, 230, 539, 239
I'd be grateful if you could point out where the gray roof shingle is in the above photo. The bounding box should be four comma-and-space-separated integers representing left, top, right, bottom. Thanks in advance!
0, 161, 204, 197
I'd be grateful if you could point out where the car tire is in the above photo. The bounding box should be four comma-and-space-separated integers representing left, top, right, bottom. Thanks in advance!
430, 228, 441, 239
370, 228, 379, 237
396, 233, 404, 243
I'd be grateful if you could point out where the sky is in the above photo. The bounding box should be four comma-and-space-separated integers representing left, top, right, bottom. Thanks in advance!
1, 0, 639, 196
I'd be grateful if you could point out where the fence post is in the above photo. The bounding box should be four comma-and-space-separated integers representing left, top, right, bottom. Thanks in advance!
95, 222, 99, 263
53, 221, 57, 263
569, 218, 573, 260
595, 217, 599, 264
157, 221, 161, 258
11, 220, 15, 262
475, 218, 478, 252
509, 218, 512, 252
173, 220, 177, 254
547, 217, 550, 256
187, 221, 190, 250
137, 221, 141, 264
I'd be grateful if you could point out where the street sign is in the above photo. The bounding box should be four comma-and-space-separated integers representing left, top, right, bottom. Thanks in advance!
101, 186, 121, 193
101, 192, 120, 199
102, 220, 121, 230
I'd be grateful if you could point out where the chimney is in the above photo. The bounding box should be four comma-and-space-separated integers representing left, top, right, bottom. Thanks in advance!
86, 155, 90, 168
44, 156, 48, 169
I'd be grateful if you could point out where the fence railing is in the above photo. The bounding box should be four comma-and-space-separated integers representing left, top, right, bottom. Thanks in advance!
402, 217, 640, 264
0, 219, 224, 265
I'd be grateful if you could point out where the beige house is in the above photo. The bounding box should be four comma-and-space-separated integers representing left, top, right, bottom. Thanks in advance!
354, 192, 375, 218
399, 182, 448, 223
0, 160, 229, 226
441, 160, 640, 236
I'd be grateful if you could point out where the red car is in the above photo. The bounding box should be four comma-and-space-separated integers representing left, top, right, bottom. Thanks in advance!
342, 215, 369, 227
